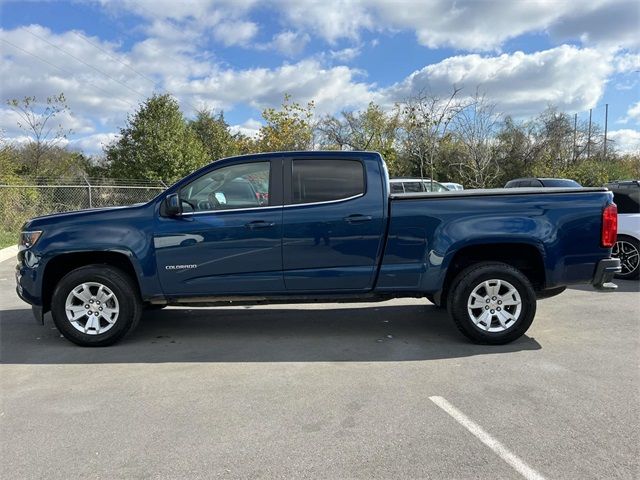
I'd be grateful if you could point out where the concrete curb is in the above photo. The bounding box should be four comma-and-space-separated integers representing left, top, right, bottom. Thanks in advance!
0, 245, 18, 263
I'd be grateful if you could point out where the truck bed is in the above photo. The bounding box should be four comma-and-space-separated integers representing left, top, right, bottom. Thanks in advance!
390, 187, 609, 200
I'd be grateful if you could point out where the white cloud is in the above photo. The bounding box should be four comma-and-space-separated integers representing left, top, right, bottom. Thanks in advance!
614, 52, 640, 73
212, 21, 258, 47
619, 101, 640, 125
607, 129, 640, 153
70, 133, 121, 154
276, 0, 639, 51
548, 0, 639, 49
230, 118, 262, 138
263, 31, 310, 57
171, 60, 376, 115
329, 47, 362, 62
382, 45, 615, 116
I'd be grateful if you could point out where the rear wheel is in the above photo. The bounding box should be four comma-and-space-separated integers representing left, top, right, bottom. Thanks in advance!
447, 262, 536, 344
612, 235, 640, 280
51, 265, 142, 347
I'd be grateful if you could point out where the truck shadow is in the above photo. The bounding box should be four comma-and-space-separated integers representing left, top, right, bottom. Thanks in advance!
0, 303, 541, 364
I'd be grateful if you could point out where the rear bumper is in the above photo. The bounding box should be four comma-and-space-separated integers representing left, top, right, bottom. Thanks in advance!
592, 258, 621, 291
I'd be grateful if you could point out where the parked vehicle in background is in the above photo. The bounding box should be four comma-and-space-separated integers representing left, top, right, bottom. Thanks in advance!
390, 177, 449, 193
505, 178, 582, 188
16, 151, 620, 347
606, 180, 640, 280
441, 182, 464, 191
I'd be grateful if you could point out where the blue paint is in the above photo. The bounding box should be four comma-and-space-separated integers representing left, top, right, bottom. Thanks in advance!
16, 151, 614, 312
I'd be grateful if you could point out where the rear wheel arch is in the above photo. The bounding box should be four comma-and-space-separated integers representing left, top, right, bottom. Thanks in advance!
436, 242, 546, 306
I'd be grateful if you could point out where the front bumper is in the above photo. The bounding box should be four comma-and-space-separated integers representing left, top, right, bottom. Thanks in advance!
592, 258, 621, 291
15, 251, 46, 324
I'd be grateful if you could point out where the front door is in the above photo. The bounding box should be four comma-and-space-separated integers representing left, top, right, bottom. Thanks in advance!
155, 159, 284, 297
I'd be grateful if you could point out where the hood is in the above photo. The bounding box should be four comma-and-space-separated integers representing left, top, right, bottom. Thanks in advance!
23, 204, 147, 230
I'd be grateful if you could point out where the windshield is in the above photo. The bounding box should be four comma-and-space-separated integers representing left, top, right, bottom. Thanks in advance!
542, 179, 581, 187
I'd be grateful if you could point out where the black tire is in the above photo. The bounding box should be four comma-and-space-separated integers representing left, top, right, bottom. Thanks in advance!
51, 265, 142, 347
446, 262, 536, 345
613, 235, 640, 280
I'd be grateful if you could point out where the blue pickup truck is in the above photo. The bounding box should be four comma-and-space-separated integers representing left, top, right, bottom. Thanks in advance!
16, 151, 620, 347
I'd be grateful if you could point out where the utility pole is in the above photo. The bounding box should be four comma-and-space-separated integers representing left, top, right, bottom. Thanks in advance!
572, 113, 577, 163
604, 103, 609, 158
587, 108, 592, 160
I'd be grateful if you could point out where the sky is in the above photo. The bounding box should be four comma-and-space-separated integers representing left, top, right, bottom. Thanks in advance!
1, 0, 639, 155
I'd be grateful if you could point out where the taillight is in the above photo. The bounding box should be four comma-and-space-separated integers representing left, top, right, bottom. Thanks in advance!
601, 203, 617, 248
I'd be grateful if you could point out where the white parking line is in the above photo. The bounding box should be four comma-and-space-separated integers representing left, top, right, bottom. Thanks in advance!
429, 396, 546, 480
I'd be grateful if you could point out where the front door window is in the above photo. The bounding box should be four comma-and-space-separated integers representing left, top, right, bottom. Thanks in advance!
179, 162, 270, 212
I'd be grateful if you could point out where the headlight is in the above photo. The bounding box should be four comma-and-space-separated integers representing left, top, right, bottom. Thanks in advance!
19, 230, 43, 249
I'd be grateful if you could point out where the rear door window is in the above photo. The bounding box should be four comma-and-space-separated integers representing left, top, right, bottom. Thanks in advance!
291, 159, 364, 204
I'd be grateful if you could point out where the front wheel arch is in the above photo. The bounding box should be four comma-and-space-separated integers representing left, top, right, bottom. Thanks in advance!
42, 250, 142, 313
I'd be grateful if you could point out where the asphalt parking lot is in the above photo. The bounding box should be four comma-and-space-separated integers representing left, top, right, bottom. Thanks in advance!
1, 256, 638, 480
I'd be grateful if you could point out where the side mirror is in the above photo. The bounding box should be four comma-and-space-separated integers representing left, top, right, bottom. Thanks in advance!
165, 193, 182, 217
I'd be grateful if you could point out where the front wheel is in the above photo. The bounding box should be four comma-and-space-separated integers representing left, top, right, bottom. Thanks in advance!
446, 262, 536, 344
51, 265, 142, 347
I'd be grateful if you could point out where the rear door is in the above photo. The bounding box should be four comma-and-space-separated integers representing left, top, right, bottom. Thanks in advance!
282, 157, 385, 291
154, 159, 284, 296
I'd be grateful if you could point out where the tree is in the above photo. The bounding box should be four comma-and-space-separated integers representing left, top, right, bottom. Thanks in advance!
7, 93, 72, 176
189, 109, 237, 161
454, 93, 501, 188
104, 94, 207, 183
400, 86, 468, 187
257, 94, 315, 152
317, 102, 402, 173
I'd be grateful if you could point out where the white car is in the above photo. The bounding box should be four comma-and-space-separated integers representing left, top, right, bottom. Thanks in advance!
441, 182, 464, 191
607, 181, 640, 280
389, 178, 449, 193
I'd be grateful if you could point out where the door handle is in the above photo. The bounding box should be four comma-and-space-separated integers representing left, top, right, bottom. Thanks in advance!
343, 214, 373, 223
245, 220, 276, 229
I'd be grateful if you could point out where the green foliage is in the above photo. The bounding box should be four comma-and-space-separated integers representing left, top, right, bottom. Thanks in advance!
0, 228, 17, 248
257, 94, 315, 152
105, 94, 208, 183
189, 109, 238, 161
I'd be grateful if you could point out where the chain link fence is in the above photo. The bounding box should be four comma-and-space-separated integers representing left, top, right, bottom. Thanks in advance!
0, 176, 167, 245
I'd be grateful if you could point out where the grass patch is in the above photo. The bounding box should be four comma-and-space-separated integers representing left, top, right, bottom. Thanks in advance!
0, 229, 18, 248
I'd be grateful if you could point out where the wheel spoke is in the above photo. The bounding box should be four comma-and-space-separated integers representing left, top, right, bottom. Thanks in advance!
468, 292, 485, 307
67, 305, 87, 321
496, 310, 514, 328
477, 311, 492, 330
84, 315, 99, 334
101, 307, 118, 323
72, 285, 92, 303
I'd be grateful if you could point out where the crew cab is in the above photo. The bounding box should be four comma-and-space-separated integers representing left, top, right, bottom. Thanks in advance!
16, 151, 620, 347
